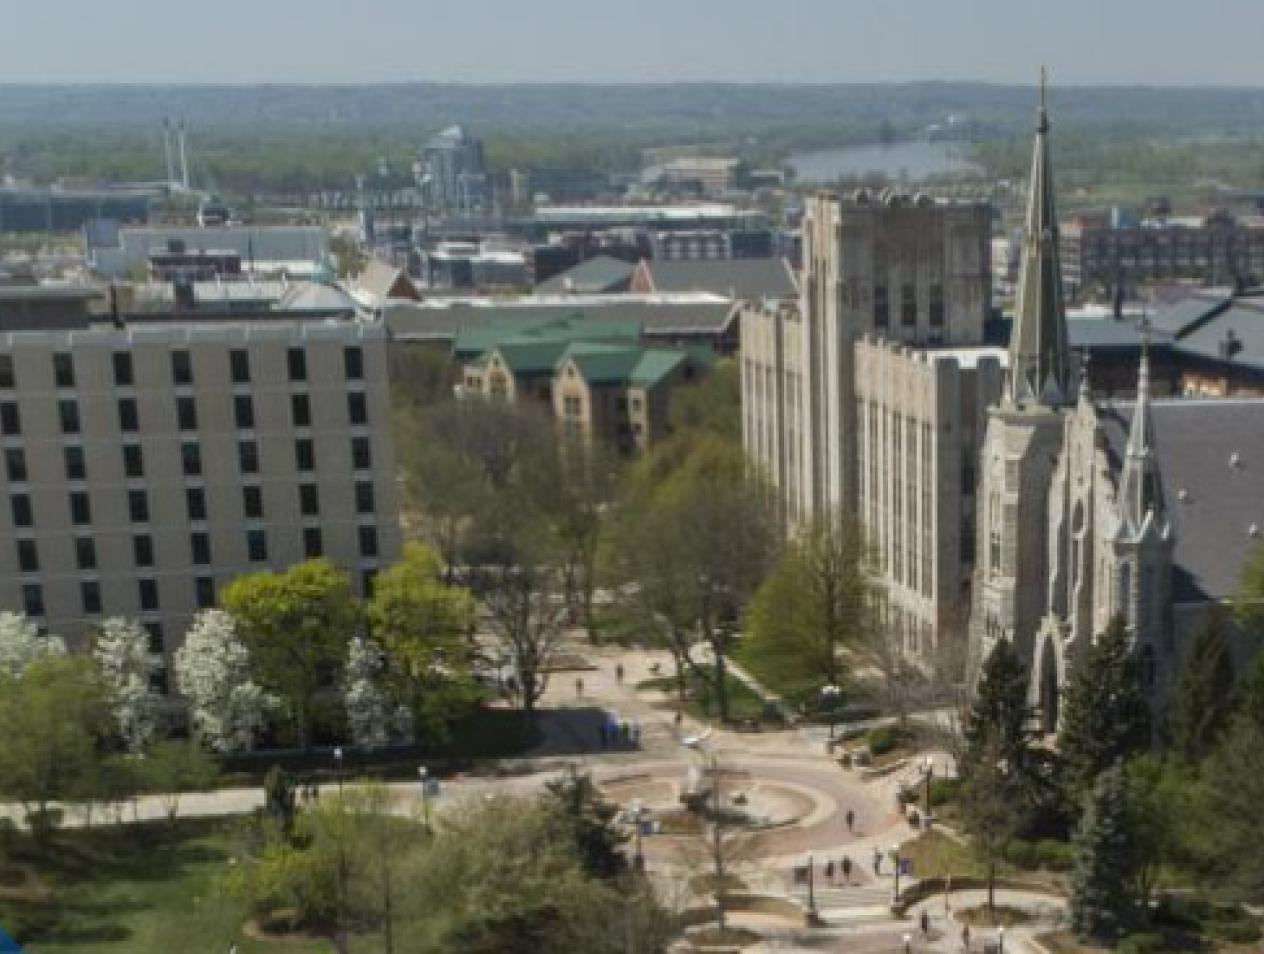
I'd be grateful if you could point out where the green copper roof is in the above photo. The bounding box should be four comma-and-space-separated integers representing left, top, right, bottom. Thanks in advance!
630, 349, 688, 387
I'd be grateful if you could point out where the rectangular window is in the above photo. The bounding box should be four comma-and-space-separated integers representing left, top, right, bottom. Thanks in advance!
230, 349, 251, 384
181, 441, 202, 477
75, 536, 96, 570
144, 622, 164, 655
291, 393, 311, 428
191, 531, 212, 565
123, 443, 144, 479
344, 346, 364, 380
171, 349, 193, 385
194, 576, 215, 609
234, 394, 255, 430
873, 284, 889, 329
69, 491, 90, 526
177, 396, 198, 431
929, 283, 945, 328
355, 479, 375, 514
238, 440, 259, 474
303, 526, 323, 558
133, 533, 154, 567
22, 583, 44, 617
12, 493, 32, 527
295, 438, 315, 472
112, 351, 134, 386
58, 399, 80, 434
139, 578, 159, 611
128, 489, 149, 523
5, 447, 26, 482
243, 485, 263, 519
358, 524, 379, 558
287, 347, 307, 382
351, 436, 371, 471
347, 391, 368, 426
0, 401, 19, 435
53, 352, 75, 388
118, 397, 140, 433
17, 538, 38, 573
901, 283, 917, 327
247, 528, 268, 562
0, 354, 13, 389
186, 487, 207, 522
64, 445, 86, 481
81, 580, 102, 615
299, 483, 320, 516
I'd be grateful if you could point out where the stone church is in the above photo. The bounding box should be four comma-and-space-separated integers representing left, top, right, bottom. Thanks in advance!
970, 80, 1264, 730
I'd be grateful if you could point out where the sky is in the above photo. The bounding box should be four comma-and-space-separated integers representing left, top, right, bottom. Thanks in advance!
4, 0, 1264, 86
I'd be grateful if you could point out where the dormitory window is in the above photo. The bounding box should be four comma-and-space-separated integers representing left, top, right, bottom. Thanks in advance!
128, 489, 149, 523
58, 399, 80, 435
238, 440, 259, 474
171, 350, 193, 386
123, 444, 144, 479
243, 485, 264, 519
112, 351, 134, 386
291, 393, 312, 428
5, 447, 26, 482
0, 355, 13, 389
69, 491, 90, 526
344, 346, 364, 380
81, 581, 102, 615
230, 349, 251, 384
234, 395, 255, 430
23, 583, 44, 617
11, 493, 32, 527
17, 539, 38, 573
873, 285, 889, 329
361, 569, 377, 598
191, 532, 212, 566
299, 483, 320, 516
351, 437, 372, 471
347, 392, 368, 426
355, 480, 375, 514
118, 398, 139, 433
295, 438, 315, 472
247, 529, 268, 562
303, 527, 323, 559
64, 445, 85, 480
901, 283, 917, 327
182, 441, 202, 477
359, 525, 379, 558
287, 347, 307, 382
133, 533, 154, 567
194, 576, 215, 609
177, 396, 198, 431
144, 622, 164, 655
53, 352, 75, 388
139, 578, 159, 612
75, 536, 96, 570
929, 283, 945, 327
563, 396, 581, 417
0, 401, 19, 435
186, 488, 207, 522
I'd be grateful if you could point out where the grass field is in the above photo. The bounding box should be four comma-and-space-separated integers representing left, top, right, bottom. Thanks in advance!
637, 664, 770, 724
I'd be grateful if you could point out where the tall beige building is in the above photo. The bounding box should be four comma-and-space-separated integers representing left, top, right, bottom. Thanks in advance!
742, 190, 995, 660
0, 320, 401, 672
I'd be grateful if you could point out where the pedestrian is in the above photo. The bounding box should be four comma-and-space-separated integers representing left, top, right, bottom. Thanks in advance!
631, 718, 641, 747
841, 855, 852, 883
825, 859, 835, 882
920, 909, 930, 937
576, 677, 584, 698
961, 922, 971, 951
674, 710, 684, 731
616, 663, 624, 684
872, 846, 882, 875
845, 808, 855, 832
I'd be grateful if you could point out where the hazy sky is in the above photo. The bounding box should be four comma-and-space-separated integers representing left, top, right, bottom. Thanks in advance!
5, 0, 1264, 86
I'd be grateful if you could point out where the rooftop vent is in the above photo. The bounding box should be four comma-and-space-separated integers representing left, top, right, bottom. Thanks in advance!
1230, 451, 1242, 468
1250, 523, 1259, 538
1177, 487, 1189, 501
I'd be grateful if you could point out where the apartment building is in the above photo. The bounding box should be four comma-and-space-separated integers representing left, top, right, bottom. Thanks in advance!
0, 319, 401, 668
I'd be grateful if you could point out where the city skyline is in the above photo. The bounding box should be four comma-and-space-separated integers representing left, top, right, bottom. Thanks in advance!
4, 0, 1264, 87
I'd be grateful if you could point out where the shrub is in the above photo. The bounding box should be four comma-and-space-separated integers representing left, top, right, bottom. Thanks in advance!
866, 725, 907, 756
1206, 918, 1262, 945
1115, 931, 1168, 954
927, 777, 961, 807
1004, 837, 1074, 871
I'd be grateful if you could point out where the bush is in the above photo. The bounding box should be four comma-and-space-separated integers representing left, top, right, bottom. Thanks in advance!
927, 777, 961, 807
1206, 918, 1262, 945
1115, 931, 1168, 954
866, 725, 908, 756
1004, 837, 1074, 872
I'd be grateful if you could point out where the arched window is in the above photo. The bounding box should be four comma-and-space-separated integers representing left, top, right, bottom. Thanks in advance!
989, 493, 1002, 575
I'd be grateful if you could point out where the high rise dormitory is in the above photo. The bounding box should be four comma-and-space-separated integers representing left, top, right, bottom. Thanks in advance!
0, 320, 401, 672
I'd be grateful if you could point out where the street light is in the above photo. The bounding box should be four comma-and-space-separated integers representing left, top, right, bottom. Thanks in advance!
820, 684, 842, 743
806, 851, 816, 915
998, 926, 1006, 954
923, 755, 934, 825
333, 746, 345, 797
891, 843, 902, 903
418, 765, 431, 830
903, 932, 912, 954
629, 798, 645, 872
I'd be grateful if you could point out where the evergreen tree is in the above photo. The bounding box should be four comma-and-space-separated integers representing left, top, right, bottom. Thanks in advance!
964, 638, 1035, 779
1070, 763, 1137, 942
1059, 615, 1151, 797
542, 768, 628, 879
1170, 609, 1236, 761
1236, 648, 1264, 733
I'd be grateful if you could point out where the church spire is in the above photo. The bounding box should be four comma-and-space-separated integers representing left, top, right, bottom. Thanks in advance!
1008, 67, 1073, 406
1119, 337, 1165, 535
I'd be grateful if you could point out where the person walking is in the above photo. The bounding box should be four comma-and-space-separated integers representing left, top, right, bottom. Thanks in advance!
920, 909, 930, 937
845, 808, 855, 832
872, 846, 882, 876
841, 854, 852, 884
576, 677, 584, 698
615, 663, 624, 684
961, 922, 971, 951
824, 859, 835, 883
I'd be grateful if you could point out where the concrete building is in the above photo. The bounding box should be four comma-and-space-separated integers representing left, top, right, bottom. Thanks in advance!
419, 126, 490, 217
0, 185, 150, 234
0, 320, 401, 670
88, 225, 331, 281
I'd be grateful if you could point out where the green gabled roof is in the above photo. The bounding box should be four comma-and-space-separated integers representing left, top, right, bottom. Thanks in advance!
493, 339, 570, 374
630, 348, 689, 387
559, 342, 644, 384
453, 313, 641, 361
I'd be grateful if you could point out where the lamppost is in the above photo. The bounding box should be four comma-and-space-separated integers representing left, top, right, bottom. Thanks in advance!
998, 926, 1006, 954
891, 843, 902, 903
333, 746, 345, 797
332, 746, 347, 951
806, 851, 816, 915
629, 797, 645, 872
418, 765, 431, 830
820, 683, 842, 743
923, 755, 934, 825
903, 931, 912, 954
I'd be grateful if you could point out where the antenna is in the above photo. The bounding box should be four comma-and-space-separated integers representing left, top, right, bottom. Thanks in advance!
177, 120, 190, 190
162, 118, 175, 186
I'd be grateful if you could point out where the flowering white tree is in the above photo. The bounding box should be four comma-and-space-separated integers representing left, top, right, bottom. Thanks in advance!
344, 636, 392, 750
0, 611, 66, 679
93, 617, 162, 754
174, 610, 274, 753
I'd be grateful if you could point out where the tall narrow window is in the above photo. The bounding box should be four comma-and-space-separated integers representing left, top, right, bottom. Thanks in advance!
118, 397, 139, 433
5, 447, 26, 482
123, 443, 145, 479
351, 436, 371, 471
291, 393, 311, 428
177, 396, 198, 431
287, 347, 307, 382
58, 399, 80, 434
12, 493, 32, 527
238, 440, 259, 475
234, 395, 255, 430
873, 285, 889, 329
0, 401, 19, 435
171, 350, 193, 385
348, 391, 368, 426
69, 491, 90, 526
64, 445, 86, 480
230, 349, 251, 384
53, 352, 75, 388
344, 346, 364, 380
112, 351, 135, 386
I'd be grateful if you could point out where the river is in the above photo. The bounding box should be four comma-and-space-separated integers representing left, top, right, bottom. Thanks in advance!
788, 140, 980, 184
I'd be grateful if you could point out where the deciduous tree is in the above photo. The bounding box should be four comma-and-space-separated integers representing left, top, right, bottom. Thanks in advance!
0, 611, 65, 679
174, 609, 275, 753
1170, 608, 1236, 761
92, 617, 162, 754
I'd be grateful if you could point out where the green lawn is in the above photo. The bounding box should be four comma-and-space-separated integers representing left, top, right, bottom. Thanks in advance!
637, 664, 770, 724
